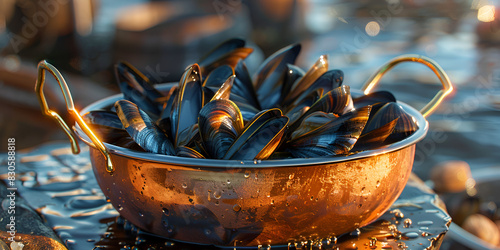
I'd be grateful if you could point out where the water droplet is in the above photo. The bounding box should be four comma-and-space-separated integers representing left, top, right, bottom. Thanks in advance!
165, 242, 175, 246
117, 205, 124, 211
227, 180, 231, 184
244, 172, 250, 178
240, 161, 244, 165
421, 232, 429, 237
358, 204, 363, 208
417, 220, 433, 226
270, 200, 274, 205
403, 218, 412, 228
391, 209, 404, 218
253, 159, 258, 164
233, 204, 241, 212
404, 232, 419, 239
213, 191, 222, 199
310, 196, 314, 200
181, 183, 187, 188
215, 201, 219, 206
289, 173, 294, 179
162, 219, 168, 227
376, 180, 380, 188
138, 212, 144, 217
361, 187, 366, 192
350, 228, 361, 236
369, 237, 377, 248
162, 208, 169, 216
204, 229, 211, 235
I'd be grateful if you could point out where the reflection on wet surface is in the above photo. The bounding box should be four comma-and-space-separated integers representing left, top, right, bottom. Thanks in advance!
1, 143, 450, 249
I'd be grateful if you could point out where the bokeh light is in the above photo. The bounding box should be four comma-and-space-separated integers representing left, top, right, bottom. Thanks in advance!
477, 5, 495, 22
365, 21, 380, 37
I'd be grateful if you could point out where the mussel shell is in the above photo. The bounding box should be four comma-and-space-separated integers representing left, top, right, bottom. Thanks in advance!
281, 55, 329, 107
82, 110, 123, 129
364, 102, 418, 144
285, 69, 344, 109
351, 118, 398, 152
284, 90, 321, 120
176, 123, 200, 148
285, 106, 371, 157
171, 64, 203, 147
198, 38, 252, 74
254, 44, 301, 109
288, 85, 353, 133
233, 61, 261, 109
231, 100, 260, 123
223, 108, 283, 160
280, 64, 305, 103
115, 100, 174, 155
115, 62, 165, 117
225, 114, 289, 160
198, 99, 244, 159
156, 86, 178, 136
176, 146, 205, 159
290, 111, 338, 141
203, 65, 234, 88
353, 91, 396, 109
210, 75, 235, 101
198, 38, 245, 66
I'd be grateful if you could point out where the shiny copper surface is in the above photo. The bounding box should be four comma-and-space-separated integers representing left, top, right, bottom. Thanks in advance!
89, 144, 415, 246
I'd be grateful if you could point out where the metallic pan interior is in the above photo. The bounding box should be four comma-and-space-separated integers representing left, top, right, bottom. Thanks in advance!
75, 84, 428, 246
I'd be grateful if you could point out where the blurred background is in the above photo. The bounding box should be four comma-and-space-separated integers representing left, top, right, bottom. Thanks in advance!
0, 0, 499, 248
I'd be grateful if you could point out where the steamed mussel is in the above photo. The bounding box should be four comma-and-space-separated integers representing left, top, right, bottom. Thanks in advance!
85, 38, 418, 160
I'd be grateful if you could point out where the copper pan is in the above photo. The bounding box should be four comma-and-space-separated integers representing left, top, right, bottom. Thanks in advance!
34, 55, 453, 247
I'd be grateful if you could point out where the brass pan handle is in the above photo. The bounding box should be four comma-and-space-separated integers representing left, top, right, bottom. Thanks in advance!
35, 60, 114, 172
361, 54, 454, 118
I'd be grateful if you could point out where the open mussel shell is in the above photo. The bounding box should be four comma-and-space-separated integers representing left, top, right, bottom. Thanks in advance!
224, 109, 289, 160
281, 55, 329, 107
353, 90, 396, 109
198, 99, 244, 159
115, 62, 165, 117
115, 100, 175, 155
285, 106, 371, 157
170, 64, 203, 147
254, 44, 301, 109
232, 61, 261, 110
364, 102, 418, 144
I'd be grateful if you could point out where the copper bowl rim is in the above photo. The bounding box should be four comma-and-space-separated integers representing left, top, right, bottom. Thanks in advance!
74, 83, 429, 169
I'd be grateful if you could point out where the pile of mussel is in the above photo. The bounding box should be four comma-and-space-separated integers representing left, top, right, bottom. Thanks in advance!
83, 39, 418, 160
